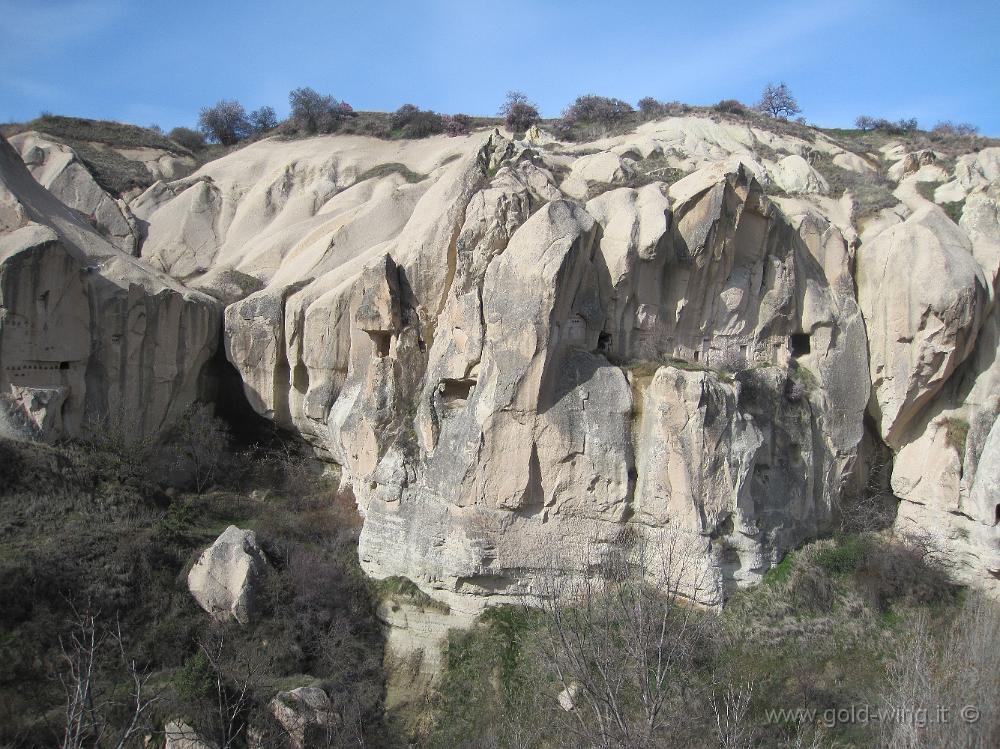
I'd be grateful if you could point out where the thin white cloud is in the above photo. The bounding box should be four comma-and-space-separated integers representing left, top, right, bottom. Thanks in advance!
0, 0, 127, 62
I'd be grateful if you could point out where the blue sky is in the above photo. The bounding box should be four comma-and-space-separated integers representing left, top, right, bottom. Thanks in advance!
2, 0, 998, 134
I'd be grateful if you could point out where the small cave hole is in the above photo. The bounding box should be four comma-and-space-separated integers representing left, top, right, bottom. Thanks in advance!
59, 361, 70, 370
789, 332, 811, 357
597, 331, 612, 355
368, 331, 392, 357
439, 378, 476, 408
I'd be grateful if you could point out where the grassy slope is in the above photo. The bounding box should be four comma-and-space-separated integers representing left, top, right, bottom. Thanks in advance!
0, 435, 390, 747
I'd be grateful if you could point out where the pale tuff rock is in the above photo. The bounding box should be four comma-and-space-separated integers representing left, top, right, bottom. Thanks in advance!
338, 155, 868, 609
969, 417, 1000, 530
187, 526, 268, 625
269, 687, 337, 749
39, 115, 996, 606
9, 132, 141, 254
380, 599, 473, 712
831, 151, 875, 174
770, 154, 828, 194
857, 205, 988, 448
164, 721, 217, 749
558, 683, 581, 711
138, 133, 479, 287
561, 151, 638, 199
0, 134, 218, 441
886, 149, 942, 182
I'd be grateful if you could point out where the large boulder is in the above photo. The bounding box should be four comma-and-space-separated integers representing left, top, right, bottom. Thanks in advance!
164, 721, 217, 749
269, 687, 337, 749
187, 526, 268, 625
770, 154, 828, 194
561, 151, 638, 200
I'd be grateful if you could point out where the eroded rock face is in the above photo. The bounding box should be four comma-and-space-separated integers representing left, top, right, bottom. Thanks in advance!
313, 153, 866, 609
187, 526, 268, 625
123, 121, 1000, 607
0, 134, 219, 441
858, 207, 988, 448
9, 132, 142, 254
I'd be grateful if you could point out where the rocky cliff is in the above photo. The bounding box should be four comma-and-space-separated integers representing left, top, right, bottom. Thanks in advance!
0, 134, 218, 440
2, 116, 997, 607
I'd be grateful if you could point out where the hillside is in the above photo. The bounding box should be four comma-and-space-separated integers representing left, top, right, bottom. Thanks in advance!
1, 109, 998, 747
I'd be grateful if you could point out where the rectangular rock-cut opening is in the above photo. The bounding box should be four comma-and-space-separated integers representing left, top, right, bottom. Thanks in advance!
790, 332, 811, 357
368, 331, 391, 357
597, 331, 612, 354
59, 361, 70, 370
439, 378, 476, 408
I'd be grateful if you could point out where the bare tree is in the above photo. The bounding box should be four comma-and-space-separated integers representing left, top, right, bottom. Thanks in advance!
532, 528, 715, 748
499, 91, 540, 133
711, 680, 756, 749
171, 403, 231, 494
755, 82, 801, 119
195, 632, 259, 749
198, 100, 251, 145
59, 610, 160, 749
288, 87, 351, 134
249, 106, 278, 133
879, 595, 999, 749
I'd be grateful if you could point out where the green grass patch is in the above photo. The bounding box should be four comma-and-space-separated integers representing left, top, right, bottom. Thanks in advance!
941, 416, 969, 456
814, 535, 866, 575
941, 199, 965, 224
916, 180, 942, 201
763, 551, 795, 585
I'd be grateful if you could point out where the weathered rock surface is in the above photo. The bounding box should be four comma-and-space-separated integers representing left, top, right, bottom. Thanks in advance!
269, 687, 337, 749
9, 132, 141, 254
857, 206, 988, 448
187, 526, 268, 625
92, 115, 1000, 608
0, 134, 218, 440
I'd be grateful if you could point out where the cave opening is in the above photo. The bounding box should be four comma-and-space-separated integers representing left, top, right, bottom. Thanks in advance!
198, 342, 276, 447
790, 332, 811, 357
369, 331, 392, 357
439, 378, 476, 408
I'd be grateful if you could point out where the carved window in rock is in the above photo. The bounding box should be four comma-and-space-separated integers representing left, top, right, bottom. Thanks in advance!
369, 331, 391, 357
789, 332, 811, 357
439, 379, 476, 409
597, 331, 612, 354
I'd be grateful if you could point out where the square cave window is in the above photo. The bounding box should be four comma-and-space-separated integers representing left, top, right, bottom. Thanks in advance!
789, 333, 811, 357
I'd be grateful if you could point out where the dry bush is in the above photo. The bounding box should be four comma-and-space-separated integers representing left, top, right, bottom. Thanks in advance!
198, 100, 250, 145
531, 529, 718, 748
879, 596, 1000, 749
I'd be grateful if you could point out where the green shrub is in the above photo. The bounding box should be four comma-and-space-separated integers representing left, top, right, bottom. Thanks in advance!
713, 98, 748, 115
814, 535, 866, 575
169, 126, 206, 151
941, 199, 965, 224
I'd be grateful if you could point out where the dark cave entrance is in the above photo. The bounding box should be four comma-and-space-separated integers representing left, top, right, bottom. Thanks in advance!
198, 342, 276, 448
789, 332, 811, 357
